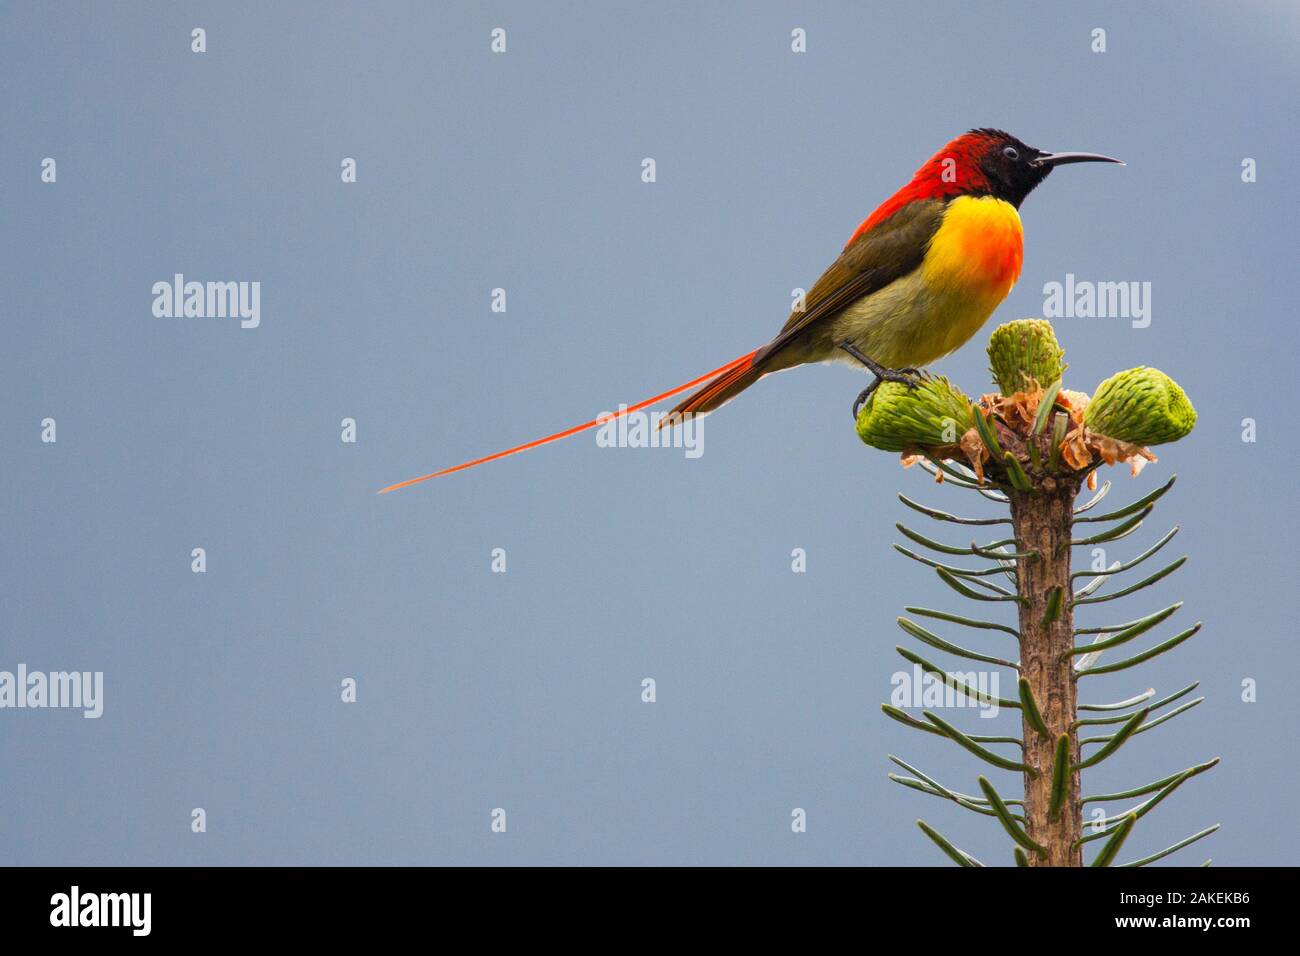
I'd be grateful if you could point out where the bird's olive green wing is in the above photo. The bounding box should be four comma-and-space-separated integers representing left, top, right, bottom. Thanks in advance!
754, 198, 946, 367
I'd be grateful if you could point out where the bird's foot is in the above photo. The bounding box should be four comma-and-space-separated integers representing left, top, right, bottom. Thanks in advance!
852, 382, 879, 420
839, 342, 922, 419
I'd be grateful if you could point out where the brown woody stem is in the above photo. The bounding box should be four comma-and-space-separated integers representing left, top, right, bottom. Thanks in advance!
1010, 478, 1084, 866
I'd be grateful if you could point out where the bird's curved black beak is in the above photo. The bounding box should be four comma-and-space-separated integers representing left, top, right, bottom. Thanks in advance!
1032, 151, 1125, 168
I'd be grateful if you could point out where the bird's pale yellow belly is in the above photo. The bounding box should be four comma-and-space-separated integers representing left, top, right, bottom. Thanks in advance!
830, 195, 1024, 369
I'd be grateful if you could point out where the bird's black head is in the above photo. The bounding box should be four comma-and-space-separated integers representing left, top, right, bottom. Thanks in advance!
969, 128, 1123, 207
974, 130, 1050, 207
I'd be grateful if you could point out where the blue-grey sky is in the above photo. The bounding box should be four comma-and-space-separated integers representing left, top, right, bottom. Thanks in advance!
2, 1, 1297, 865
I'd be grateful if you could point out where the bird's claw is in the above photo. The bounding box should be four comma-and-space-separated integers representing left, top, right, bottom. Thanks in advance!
852, 385, 877, 420
838, 342, 925, 419
882, 367, 923, 386
851, 368, 923, 419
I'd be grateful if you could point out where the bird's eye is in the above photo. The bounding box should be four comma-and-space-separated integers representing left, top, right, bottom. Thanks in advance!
1003, 146, 1020, 160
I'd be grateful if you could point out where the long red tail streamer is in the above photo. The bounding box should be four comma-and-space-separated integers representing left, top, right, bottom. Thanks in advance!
377, 350, 759, 494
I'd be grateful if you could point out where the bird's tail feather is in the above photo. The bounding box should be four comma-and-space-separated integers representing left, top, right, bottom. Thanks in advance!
377, 349, 760, 494
658, 350, 764, 428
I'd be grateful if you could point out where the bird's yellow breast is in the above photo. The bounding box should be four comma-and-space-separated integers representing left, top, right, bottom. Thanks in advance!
922, 195, 1024, 300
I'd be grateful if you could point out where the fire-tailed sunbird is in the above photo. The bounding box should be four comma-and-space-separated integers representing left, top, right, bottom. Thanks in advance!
381, 129, 1120, 493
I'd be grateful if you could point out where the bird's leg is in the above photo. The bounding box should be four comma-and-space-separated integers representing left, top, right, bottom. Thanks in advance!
838, 342, 921, 419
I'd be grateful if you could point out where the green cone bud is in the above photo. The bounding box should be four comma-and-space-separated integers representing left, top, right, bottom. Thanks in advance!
987, 319, 1067, 395
1084, 367, 1197, 445
856, 377, 974, 452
